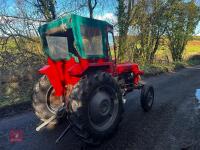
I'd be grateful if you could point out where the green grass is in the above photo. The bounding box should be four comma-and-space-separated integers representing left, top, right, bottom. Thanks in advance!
142, 38, 200, 76
183, 40, 200, 59
141, 61, 188, 76
155, 39, 200, 62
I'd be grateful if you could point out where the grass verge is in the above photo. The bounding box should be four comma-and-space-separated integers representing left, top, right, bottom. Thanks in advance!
142, 57, 200, 77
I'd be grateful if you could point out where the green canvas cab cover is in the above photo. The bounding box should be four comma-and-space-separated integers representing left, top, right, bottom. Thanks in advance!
38, 14, 113, 61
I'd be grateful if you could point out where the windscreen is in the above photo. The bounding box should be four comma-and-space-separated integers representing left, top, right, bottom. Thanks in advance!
81, 26, 103, 56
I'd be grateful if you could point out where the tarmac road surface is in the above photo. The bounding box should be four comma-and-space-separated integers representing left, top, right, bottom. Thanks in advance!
1, 65, 200, 150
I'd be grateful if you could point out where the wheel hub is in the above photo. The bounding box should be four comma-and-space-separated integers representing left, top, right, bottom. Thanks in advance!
88, 86, 119, 132
100, 99, 111, 115
147, 91, 153, 106
47, 87, 64, 114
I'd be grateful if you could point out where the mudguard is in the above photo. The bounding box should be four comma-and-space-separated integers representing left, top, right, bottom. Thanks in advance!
39, 59, 64, 96
116, 63, 144, 86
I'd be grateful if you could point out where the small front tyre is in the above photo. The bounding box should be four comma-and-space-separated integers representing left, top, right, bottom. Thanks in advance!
140, 85, 154, 112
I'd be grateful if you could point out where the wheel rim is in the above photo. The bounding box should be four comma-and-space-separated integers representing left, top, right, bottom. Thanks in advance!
88, 85, 119, 132
147, 89, 154, 107
46, 87, 64, 114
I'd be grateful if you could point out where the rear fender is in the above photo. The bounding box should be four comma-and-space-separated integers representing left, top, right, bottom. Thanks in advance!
39, 59, 64, 96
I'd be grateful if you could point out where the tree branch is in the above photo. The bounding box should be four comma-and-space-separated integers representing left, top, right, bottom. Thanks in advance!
0, 15, 46, 22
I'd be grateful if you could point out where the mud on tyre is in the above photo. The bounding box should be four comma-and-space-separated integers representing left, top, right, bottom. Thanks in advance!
32, 75, 64, 125
68, 72, 123, 145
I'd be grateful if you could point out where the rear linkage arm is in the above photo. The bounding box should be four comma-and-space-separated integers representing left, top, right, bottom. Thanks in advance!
35, 106, 72, 144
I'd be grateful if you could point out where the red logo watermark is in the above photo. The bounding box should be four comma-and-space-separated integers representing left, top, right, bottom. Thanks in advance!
9, 129, 24, 143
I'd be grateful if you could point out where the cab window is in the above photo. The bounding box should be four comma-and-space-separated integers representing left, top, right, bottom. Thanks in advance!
80, 26, 103, 56
107, 32, 115, 59
45, 29, 77, 60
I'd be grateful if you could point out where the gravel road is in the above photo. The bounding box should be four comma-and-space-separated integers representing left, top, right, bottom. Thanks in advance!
0, 65, 200, 150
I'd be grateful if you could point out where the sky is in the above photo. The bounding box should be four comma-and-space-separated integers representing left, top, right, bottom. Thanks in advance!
2, 0, 200, 35
194, 0, 200, 35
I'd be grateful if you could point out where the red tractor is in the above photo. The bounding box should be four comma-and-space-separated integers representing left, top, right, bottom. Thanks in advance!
33, 14, 154, 145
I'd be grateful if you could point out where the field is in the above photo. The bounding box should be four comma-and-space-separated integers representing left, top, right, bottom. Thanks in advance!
155, 38, 200, 62
184, 40, 200, 59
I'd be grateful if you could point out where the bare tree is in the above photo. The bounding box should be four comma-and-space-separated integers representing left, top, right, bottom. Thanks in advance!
87, 0, 97, 18
29, 0, 57, 21
0, 0, 44, 69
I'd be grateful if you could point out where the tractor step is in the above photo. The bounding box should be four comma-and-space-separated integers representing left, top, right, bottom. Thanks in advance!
36, 115, 56, 132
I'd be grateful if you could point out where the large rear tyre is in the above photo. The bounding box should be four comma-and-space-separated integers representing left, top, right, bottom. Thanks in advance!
69, 72, 123, 145
32, 75, 65, 125
140, 85, 154, 112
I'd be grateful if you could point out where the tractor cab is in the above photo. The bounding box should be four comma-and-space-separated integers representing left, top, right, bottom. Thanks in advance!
38, 14, 115, 62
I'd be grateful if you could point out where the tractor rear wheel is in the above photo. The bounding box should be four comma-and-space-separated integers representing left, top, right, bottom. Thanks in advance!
32, 75, 65, 125
68, 72, 123, 145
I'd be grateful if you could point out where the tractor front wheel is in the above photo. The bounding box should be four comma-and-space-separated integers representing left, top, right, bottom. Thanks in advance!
140, 85, 154, 112
32, 75, 65, 125
69, 72, 123, 145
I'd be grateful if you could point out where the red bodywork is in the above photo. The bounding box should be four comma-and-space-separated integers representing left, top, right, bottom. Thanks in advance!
39, 57, 144, 96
